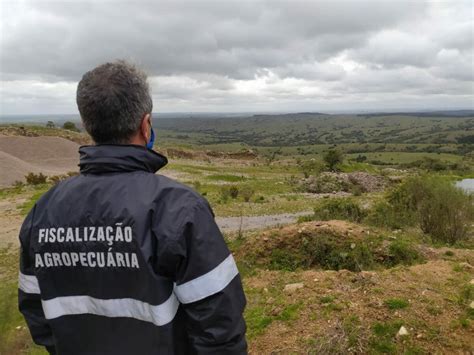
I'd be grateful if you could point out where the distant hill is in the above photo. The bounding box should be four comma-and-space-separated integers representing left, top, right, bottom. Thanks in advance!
156, 112, 474, 146
358, 110, 474, 118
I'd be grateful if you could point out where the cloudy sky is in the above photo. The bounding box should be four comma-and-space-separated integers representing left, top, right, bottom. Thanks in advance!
0, 0, 473, 115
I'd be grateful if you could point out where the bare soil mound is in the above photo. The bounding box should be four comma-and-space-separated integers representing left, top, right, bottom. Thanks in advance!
241, 220, 367, 255
0, 136, 79, 186
301, 172, 387, 193
235, 220, 428, 272
164, 147, 258, 162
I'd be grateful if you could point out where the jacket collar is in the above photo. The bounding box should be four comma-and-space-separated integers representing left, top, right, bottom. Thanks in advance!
79, 144, 168, 174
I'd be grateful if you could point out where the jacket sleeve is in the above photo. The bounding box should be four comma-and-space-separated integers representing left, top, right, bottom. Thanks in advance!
161, 199, 247, 354
18, 205, 56, 354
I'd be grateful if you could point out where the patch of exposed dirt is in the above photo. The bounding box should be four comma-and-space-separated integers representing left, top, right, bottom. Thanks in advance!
164, 147, 259, 162
0, 192, 31, 248
0, 136, 80, 186
234, 220, 370, 262
301, 172, 388, 194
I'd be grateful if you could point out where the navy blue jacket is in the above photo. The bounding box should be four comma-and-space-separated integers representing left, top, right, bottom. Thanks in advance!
18, 144, 247, 354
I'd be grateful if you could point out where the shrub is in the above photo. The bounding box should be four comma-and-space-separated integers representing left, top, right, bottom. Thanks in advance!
354, 154, 367, 163
386, 240, 422, 266
302, 233, 374, 271
252, 230, 376, 272
387, 175, 427, 212
13, 180, 24, 188
49, 174, 66, 185
365, 201, 411, 229
25, 172, 47, 185
269, 249, 304, 271
381, 176, 473, 244
48, 172, 79, 185
417, 181, 473, 244
313, 198, 366, 223
63, 121, 79, 131
220, 185, 239, 201
229, 185, 239, 199
298, 159, 324, 178
323, 149, 344, 171
240, 186, 255, 202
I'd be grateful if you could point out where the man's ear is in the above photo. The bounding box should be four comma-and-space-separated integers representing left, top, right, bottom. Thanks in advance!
140, 113, 151, 143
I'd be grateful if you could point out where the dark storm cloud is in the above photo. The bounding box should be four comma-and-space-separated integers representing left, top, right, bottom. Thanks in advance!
0, 0, 472, 114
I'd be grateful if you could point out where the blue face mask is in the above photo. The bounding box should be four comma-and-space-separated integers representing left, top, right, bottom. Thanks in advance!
146, 127, 155, 149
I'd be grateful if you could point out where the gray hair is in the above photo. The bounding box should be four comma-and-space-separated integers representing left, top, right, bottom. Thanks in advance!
76, 60, 153, 144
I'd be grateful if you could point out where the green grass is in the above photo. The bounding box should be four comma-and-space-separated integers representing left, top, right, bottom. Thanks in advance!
206, 174, 248, 182
320, 295, 336, 304
384, 298, 410, 310
0, 185, 25, 199
244, 304, 273, 339
275, 302, 302, 322
349, 152, 463, 165
386, 239, 423, 267
370, 320, 404, 354
0, 248, 46, 355
19, 185, 50, 215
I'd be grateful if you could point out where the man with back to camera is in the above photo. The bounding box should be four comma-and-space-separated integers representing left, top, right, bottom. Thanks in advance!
18, 60, 248, 354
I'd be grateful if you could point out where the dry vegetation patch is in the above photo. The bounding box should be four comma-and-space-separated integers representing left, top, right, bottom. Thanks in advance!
244, 258, 474, 354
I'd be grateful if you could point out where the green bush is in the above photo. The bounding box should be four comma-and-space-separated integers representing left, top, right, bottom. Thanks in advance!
63, 121, 79, 131
387, 175, 428, 212
255, 231, 376, 272
25, 172, 47, 185
386, 239, 422, 266
298, 159, 324, 178
377, 176, 473, 244
220, 185, 239, 201
417, 181, 473, 244
302, 233, 374, 271
323, 149, 344, 171
269, 249, 304, 271
365, 201, 410, 229
313, 198, 366, 223
229, 185, 239, 199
